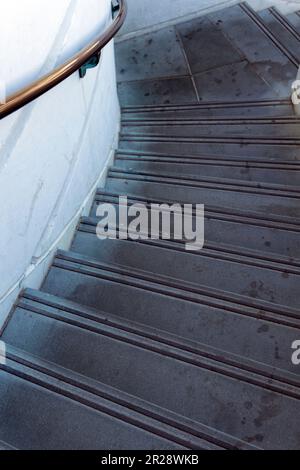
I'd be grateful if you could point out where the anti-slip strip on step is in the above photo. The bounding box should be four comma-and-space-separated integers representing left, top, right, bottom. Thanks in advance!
121, 99, 292, 112
109, 167, 300, 196
268, 7, 300, 41
120, 134, 300, 145
1, 350, 216, 450
4, 344, 262, 450
16, 294, 300, 401
95, 189, 300, 231
121, 117, 300, 125
79, 220, 300, 274
115, 154, 300, 170
116, 149, 300, 166
53, 251, 300, 329
108, 169, 300, 200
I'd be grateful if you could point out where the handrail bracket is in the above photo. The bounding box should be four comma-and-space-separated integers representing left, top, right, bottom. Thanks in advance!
79, 51, 101, 78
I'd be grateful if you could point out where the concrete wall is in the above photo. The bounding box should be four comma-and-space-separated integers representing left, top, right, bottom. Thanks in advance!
118, 0, 300, 39
0, 0, 120, 328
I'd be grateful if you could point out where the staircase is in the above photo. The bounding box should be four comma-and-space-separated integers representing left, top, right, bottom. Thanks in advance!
1, 2, 300, 450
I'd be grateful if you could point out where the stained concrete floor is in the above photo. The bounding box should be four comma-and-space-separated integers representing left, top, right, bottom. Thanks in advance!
116, 4, 296, 105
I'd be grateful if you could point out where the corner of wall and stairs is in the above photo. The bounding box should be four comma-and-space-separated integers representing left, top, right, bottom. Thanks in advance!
0, 0, 121, 330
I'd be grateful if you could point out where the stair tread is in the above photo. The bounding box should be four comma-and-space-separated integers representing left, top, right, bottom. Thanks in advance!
115, 155, 300, 187
93, 191, 300, 258
116, 148, 300, 163
122, 100, 294, 119
0, 346, 194, 450
106, 170, 300, 220
122, 98, 292, 111
121, 120, 300, 138
40, 249, 300, 352
71, 227, 300, 307
113, 159, 300, 187
81, 215, 300, 269
259, 9, 300, 63
19, 289, 300, 388
209, 3, 297, 96
119, 137, 300, 160
3, 299, 299, 449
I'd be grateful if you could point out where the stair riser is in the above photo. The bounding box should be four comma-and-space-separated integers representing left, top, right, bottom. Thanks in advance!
114, 159, 300, 186
92, 197, 300, 258
119, 140, 300, 159
40, 265, 299, 375
4, 306, 300, 450
106, 177, 300, 219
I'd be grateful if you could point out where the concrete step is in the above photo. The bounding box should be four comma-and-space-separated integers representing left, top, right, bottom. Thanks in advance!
73, 221, 300, 308
268, 8, 300, 40
116, 148, 300, 163
259, 9, 300, 64
17, 289, 300, 399
121, 118, 300, 138
114, 153, 300, 186
5, 289, 299, 449
122, 100, 294, 120
106, 168, 300, 219
119, 137, 300, 160
0, 346, 186, 450
40, 250, 300, 370
109, 165, 300, 194
94, 190, 300, 259
209, 3, 298, 97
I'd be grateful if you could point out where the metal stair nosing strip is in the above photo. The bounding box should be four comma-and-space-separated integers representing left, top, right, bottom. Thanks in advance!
115, 149, 300, 167
120, 134, 300, 146
121, 117, 300, 125
108, 167, 300, 197
121, 99, 293, 113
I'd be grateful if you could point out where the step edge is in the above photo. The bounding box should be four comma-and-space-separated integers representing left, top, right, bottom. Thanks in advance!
78, 219, 300, 273
269, 6, 300, 42
121, 99, 292, 112
52, 250, 300, 327
115, 149, 300, 166
109, 166, 300, 195
2, 347, 219, 450
240, 2, 299, 67
18, 290, 300, 395
95, 190, 300, 230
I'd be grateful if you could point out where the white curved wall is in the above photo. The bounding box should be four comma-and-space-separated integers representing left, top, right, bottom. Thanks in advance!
118, 0, 300, 39
0, 0, 120, 327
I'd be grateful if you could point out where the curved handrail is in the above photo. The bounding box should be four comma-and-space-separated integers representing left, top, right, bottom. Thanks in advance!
0, 0, 127, 120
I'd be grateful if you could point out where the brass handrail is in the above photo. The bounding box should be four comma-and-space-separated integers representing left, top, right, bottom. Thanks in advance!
0, 0, 127, 120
